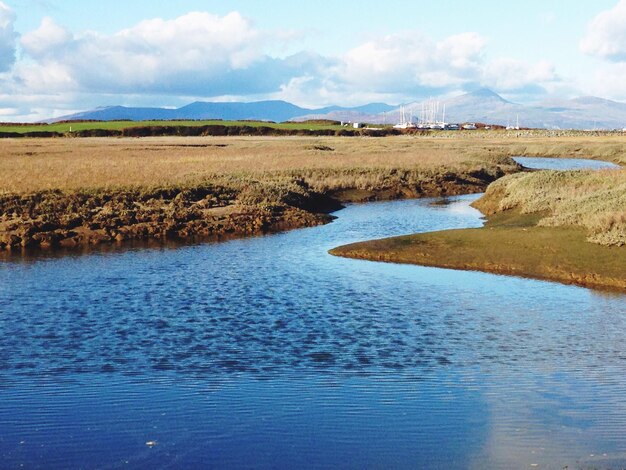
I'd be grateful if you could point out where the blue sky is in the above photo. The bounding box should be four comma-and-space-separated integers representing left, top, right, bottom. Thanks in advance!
1, 0, 626, 120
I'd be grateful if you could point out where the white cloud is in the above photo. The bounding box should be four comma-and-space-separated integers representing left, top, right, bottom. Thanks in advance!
437, 32, 486, 69
18, 12, 270, 94
579, 62, 626, 100
1, 10, 569, 120
21, 17, 71, 59
0, 1, 16, 72
580, 0, 626, 61
483, 59, 557, 91
339, 31, 486, 92
332, 31, 557, 100
13, 60, 77, 93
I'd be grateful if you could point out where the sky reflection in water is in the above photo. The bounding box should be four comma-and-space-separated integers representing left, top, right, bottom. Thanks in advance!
0, 158, 624, 469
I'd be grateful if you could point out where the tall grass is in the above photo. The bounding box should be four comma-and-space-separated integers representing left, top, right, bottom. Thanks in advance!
475, 169, 626, 246
0, 136, 517, 195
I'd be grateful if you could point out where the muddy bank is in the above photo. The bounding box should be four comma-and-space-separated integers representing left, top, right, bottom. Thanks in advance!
0, 167, 508, 252
328, 167, 502, 202
0, 181, 337, 252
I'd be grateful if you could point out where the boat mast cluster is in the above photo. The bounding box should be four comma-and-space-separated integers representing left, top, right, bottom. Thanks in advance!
393, 99, 487, 131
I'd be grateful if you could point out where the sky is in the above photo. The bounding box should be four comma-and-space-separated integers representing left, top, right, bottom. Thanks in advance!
1, 0, 626, 121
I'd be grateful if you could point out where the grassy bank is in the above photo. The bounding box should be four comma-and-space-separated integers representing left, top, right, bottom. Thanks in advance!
1, 134, 624, 253
330, 167, 626, 291
0, 120, 345, 134
0, 136, 519, 251
0, 120, 400, 139
0, 136, 519, 195
474, 169, 626, 246
330, 210, 626, 291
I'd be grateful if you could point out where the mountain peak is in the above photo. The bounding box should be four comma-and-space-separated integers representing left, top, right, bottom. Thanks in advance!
444, 88, 511, 110
466, 88, 509, 102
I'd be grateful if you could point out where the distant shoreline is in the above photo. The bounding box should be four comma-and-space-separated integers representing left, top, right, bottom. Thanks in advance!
1, 119, 625, 139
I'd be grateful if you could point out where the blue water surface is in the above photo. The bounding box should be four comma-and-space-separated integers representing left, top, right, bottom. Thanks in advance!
0, 158, 624, 469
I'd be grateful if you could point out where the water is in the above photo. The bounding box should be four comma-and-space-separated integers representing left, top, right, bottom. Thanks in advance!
0, 158, 624, 469
514, 156, 620, 170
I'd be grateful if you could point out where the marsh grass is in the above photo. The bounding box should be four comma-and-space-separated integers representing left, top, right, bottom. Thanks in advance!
330, 219, 626, 291
474, 168, 626, 246
0, 136, 519, 195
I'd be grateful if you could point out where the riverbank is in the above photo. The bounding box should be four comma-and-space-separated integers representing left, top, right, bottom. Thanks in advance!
330, 167, 626, 291
0, 136, 519, 251
329, 211, 626, 291
1, 135, 623, 253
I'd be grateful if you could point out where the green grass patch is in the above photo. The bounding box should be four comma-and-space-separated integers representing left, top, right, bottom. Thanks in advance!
0, 120, 346, 134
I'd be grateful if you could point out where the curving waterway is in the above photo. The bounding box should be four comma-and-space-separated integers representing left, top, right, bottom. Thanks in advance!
0, 158, 624, 469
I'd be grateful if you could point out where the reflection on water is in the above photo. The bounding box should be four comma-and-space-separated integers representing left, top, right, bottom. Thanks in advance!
1, 159, 625, 469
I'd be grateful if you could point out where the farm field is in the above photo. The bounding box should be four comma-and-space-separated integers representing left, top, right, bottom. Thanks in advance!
0, 119, 352, 133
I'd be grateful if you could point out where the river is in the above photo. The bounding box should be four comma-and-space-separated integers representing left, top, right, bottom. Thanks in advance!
0, 158, 624, 469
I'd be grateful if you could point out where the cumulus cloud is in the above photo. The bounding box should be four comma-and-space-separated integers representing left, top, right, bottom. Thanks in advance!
339, 31, 486, 93
330, 31, 557, 101
579, 62, 626, 100
483, 59, 557, 91
21, 17, 71, 59
0, 1, 17, 72
18, 12, 284, 95
580, 0, 626, 61
13, 11, 559, 101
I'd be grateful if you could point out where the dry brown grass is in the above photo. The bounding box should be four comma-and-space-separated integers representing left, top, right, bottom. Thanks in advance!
474, 168, 626, 246
494, 135, 626, 165
4, 134, 620, 194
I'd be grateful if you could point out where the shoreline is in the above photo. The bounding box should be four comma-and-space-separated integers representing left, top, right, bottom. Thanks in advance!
329, 224, 626, 293
0, 167, 506, 253
2, 134, 623, 258
330, 169, 626, 292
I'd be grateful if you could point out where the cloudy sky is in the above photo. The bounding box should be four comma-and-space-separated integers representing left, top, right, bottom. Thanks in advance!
1, 0, 626, 121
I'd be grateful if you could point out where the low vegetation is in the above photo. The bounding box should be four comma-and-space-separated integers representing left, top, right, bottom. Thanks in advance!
0, 136, 518, 195
329, 212, 626, 291
1, 134, 624, 257
331, 162, 625, 291
474, 169, 626, 246
0, 135, 520, 251
0, 119, 345, 134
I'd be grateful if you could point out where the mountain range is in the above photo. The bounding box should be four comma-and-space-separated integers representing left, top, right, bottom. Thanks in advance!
52, 89, 626, 130
52, 101, 396, 125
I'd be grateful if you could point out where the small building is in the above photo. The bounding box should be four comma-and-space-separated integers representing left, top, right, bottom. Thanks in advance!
353, 122, 363, 129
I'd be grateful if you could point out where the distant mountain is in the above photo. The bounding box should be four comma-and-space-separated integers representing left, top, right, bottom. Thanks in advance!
58, 105, 176, 121
51, 91, 626, 129
297, 88, 626, 129
292, 103, 396, 124
175, 100, 311, 122
372, 89, 626, 129
51, 100, 394, 124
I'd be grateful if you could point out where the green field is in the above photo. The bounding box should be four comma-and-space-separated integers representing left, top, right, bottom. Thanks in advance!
0, 120, 346, 134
